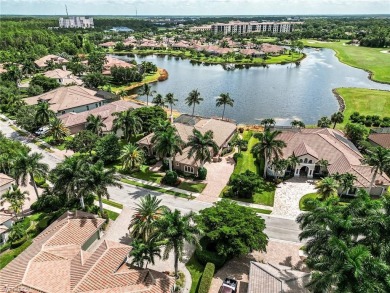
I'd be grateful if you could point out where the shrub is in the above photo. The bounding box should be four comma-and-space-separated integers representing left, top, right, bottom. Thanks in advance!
34, 176, 46, 188
175, 271, 185, 290
162, 170, 178, 186
197, 167, 207, 180
10, 236, 27, 249
233, 153, 242, 162
198, 262, 216, 293
228, 170, 262, 199
195, 238, 227, 269
31, 194, 64, 213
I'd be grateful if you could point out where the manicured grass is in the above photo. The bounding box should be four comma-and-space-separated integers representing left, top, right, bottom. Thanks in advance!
303, 39, 390, 84
177, 181, 207, 193
104, 209, 120, 221
0, 240, 32, 269
186, 255, 205, 293
98, 198, 124, 209
130, 165, 164, 184
121, 178, 194, 199
110, 70, 161, 93
226, 181, 276, 207
299, 193, 319, 211
249, 207, 272, 215
233, 131, 260, 175
334, 88, 390, 127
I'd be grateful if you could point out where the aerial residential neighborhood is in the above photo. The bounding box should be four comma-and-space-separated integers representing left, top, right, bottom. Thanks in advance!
0, 2, 390, 293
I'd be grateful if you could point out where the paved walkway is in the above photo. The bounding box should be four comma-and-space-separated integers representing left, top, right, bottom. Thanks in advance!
271, 177, 317, 219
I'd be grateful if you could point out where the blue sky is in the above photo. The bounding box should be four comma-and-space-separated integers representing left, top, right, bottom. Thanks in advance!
1, 0, 389, 15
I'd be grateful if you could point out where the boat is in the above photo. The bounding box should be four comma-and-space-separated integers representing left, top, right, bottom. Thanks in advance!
219, 277, 238, 293
224, 63, 236, 71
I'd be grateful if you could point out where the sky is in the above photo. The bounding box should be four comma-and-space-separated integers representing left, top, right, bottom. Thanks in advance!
0, 0, 389, 16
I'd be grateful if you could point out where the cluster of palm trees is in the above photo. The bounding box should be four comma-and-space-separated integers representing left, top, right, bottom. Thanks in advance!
139, 84, 235, 120
128, 194, 200, 278
315, 173, 357, 199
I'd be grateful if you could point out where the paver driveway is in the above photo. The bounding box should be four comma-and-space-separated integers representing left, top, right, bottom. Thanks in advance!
271, 177, 317, 219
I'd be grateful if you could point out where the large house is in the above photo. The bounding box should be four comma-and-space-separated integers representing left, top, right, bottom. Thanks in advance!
0, 210, 175, 293
59, 100, 142, 135
34, 55, 69, 69
102, 56, 135, 75
269, 128, 390, 196
248, 262, 310, 293
138, 114, 236, 175
368, 128, 390, 149
24, 86, 105, 116
43, 69, 83, 86
0, 211, 14, 246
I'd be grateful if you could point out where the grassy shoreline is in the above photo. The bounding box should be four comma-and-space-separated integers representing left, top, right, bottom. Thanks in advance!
303, 39, 390, 84
333, 88, 390, 128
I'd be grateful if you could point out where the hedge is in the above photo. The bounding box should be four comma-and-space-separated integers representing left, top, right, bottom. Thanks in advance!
195, 246, 227, 270
198, 262, 215, 293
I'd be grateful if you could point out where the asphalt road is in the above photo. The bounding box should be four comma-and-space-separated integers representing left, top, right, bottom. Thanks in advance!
1, 117, 302, 243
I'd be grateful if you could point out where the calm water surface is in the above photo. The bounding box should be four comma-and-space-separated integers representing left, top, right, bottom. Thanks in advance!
112, 49, 390, 125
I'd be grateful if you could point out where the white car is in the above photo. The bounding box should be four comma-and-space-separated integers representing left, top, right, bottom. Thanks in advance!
35, 126, 49, 136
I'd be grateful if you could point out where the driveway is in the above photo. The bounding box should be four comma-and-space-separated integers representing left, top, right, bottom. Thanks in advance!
271, 178, 317, 219
209, 239, 307, 293
198, 155, 235, 202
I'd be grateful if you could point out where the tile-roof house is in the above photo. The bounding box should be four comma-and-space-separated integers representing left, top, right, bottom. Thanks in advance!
43, 69, 83, 86
34, 55, 69, 68
59, 100, 142, 135
0, 211, 15, 246
102, 56, 135, 75
0, 210, 175, 293
248, 262, 310, 293
271, 128, 390, 196
138, 114, 236, 176
23, 86, 105, 116
368, 133, 390, 149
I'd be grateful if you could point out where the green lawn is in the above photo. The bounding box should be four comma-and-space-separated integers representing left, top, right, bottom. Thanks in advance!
0, 240, 32, 269
104, 209, 120, 221
186, 255, 205, 293
334, 88, 390, 127
303, 39, 390, 84
177, 181, 207, 193
110, 71, 161, 93
233, 131, 260, 175
249, 207, 272, 214
99, 198, 124, 209
299, 193, 319, 211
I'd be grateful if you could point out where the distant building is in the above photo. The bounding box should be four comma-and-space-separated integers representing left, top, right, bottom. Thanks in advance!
110, 26, 134, 32
34, 55, 68, 69
59, 17, 94, 29
190, 21, 302, 35
43, 69, 83, 86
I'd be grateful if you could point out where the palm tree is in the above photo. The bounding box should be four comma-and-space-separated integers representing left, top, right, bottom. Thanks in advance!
35, 102, 54, 126
186, 129, 218, 168
317, 116, 332, 128
86, 114, 106, 136
291, 120, 305, 128
339, 173, 357, 196
363, 147, 390, 194
14, 152, 49, 198
152, 127, 184, 171
287, 154, 300, 171
81, 160, 122, 214
120, 143, 144, 171
21, 60, 36, 77
129, 238, 161, 268
252, 129, 286, 178
260, 118, 276, 129
331, 112, 344, 129
152, 94, 166, 108
165, 93, 178, 118
138, 83, 156, 106
154, 209, 201, 278
185, 89, 203, 117
315, 177, 339, 199
47, 117, 70, 144
216, 93, 234, 120
129, 194, 167, 241
232, 138, 247, 154
112, 109, 142, 142
0, 184, 29, 219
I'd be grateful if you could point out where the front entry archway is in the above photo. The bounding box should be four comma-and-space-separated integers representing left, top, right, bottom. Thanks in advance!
299, 166, 309, 177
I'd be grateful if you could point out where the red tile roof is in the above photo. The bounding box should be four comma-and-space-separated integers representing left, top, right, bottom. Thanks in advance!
368, 133, 390, 149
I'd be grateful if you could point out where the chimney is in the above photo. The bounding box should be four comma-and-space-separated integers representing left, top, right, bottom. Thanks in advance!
62, 65, 67, 71
67, 211, 75, 221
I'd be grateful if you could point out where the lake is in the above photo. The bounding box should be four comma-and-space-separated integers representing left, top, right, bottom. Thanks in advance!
111, 49, 390, 125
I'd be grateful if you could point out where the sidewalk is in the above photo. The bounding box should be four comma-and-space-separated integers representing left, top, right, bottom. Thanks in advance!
94, 200, 123, 214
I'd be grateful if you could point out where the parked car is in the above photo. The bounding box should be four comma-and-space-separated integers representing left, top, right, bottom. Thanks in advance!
35, 126, 49, 136
219, 278, 237, 293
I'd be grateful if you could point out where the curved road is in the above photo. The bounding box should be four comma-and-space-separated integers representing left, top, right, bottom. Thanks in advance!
0, 116, 302, 243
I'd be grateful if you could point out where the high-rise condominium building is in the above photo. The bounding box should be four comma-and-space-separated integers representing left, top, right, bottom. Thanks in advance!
59, 17, 94, 28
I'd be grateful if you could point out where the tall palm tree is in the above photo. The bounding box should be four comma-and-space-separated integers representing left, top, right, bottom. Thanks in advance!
185, 89, 203, 117
216, 93, 234, 120
112, 109, 142, 142
0, 184, 29, 219
47, 117, 70, 144
35, 102, 54, 126
252, 129, 286, 178
120, 143, 144, 171
81, 160, 122, 214
86, 114, 106, 136
21, 60, 36, 77
138, 83, 156, 106
186, 129, 218, 168
14, 152, 49, 198
129, 238, 161, 268
290, 120, 305, 128
152, 127, 184, 171
152, 94, 166, 108
154, 209, 201, 278
331, 112, 344, 129
232, 138, 247, 154
339, 173, 357, 196
129, 194, 167, 241
363, 147, 390, 194
315, 177, 339, 199
165, 93, 178, 118
260, 118, 276, 129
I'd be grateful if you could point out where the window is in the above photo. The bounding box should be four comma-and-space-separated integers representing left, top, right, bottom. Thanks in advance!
304, 158, 308, 163
299, 159, 303, 163
184, 165, 194, 174
176, 162, 180, 167
308, 160, 313, 164
86, 105, 89, 110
